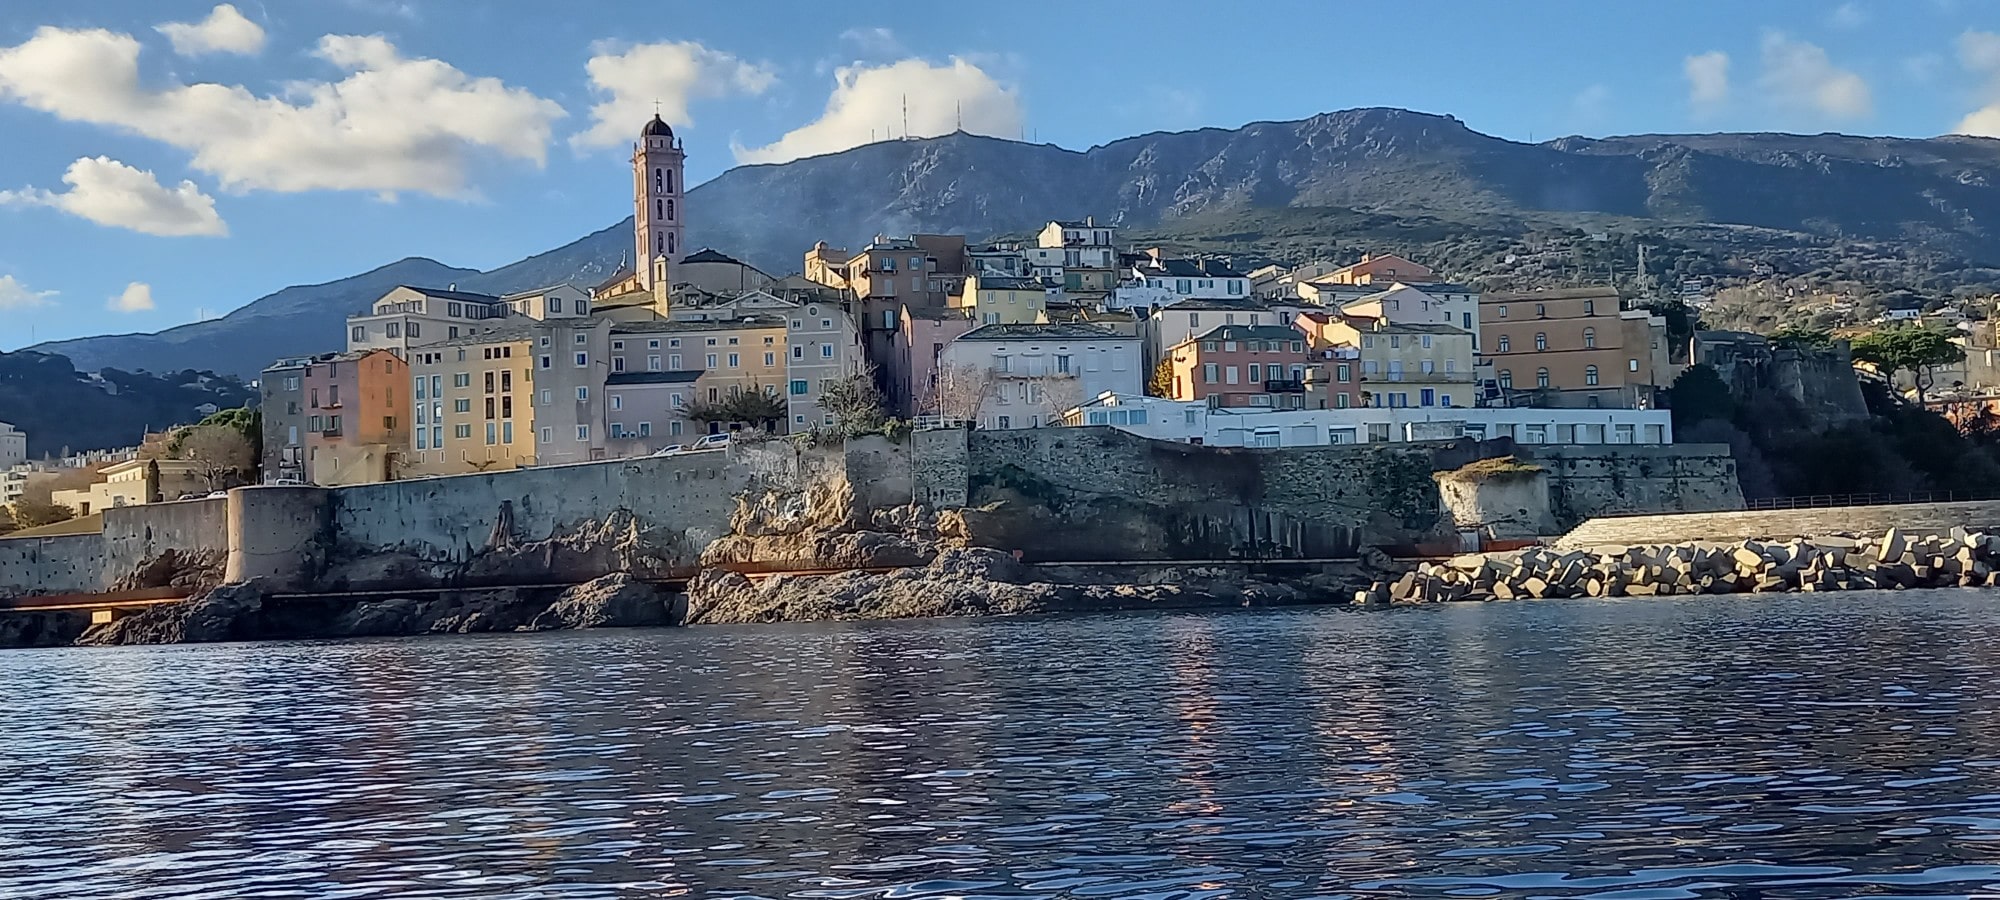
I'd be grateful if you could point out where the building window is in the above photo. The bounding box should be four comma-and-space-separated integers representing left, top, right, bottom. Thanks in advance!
1497, 335, 1510, 352
574, 352, 588, 367
1536, 368, 1551, 388
576, 386, 589, 401
1203, 363, 1218, 384
455, 424, 471, 439
454, 399, 471, 413
1584, 299, 1595, 315
1629, 358, 1640, 372
820, 345, 834, 359
577, 425, 590, 442
1498, 306, 1508, 318
1534, 332, 1548, 351
485, 423, 496, 445
612, 395, 623, 411
1585, 365, 1600, 386
540, 427, 552, 444
706, 353, 718, 368
648, 355, 661, 371
1335, 363, 1351, 382
1536, 304, 1547, 318
790, 379, 809, 396
612, 357, 625, 373
728, 353, 740, 368
792, 345, 804, 360
1499, 369, 1513, 389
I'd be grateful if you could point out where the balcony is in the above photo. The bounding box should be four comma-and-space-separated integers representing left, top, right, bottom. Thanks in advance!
1263, 379, 1306, 393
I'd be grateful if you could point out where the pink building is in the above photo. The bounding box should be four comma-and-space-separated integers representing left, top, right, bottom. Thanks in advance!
1163, 324, 1311, 409
893, 305, 976, 417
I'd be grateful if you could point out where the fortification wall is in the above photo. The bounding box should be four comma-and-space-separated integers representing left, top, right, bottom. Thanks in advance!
321, 453, 749, 589
103, 498, 227, 583
0, 534, 105, 597
1525, 444, 1743, 527
1560, 499, 2000, 549
958, 428, 1442, 560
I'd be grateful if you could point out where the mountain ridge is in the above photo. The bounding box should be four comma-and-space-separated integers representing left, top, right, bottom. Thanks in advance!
28, 106, 2000, 379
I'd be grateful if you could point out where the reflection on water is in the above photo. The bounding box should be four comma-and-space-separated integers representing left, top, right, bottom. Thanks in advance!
5, 591, 2000, 898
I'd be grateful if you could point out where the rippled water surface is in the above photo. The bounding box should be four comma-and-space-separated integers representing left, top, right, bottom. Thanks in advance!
8, 592, 2000, 898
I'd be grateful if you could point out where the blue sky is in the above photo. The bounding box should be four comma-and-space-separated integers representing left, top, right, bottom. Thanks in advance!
0, 0, 1995, 351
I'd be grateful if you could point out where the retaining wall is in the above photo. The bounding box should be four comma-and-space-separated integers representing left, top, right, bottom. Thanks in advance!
0, 534, 105, 597
1558, 500, 2000, 548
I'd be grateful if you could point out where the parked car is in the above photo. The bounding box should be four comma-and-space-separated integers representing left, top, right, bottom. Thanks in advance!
692, 434, 731, 450
206, 491, 228, 499
650, 444, 684, 457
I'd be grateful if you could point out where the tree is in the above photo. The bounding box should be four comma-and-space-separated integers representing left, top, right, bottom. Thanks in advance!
927, 363, 992, 422
8, 498, 74, 529
686, 389, 786, 430
178, 423, 256, 491
818, 369, 890, 433
1147, 360, 1176, 398
1768, 325, 1834, 350
1850, 326, 1965, 394
1038, 375, 1088, 423
1668, 364, 1735, 431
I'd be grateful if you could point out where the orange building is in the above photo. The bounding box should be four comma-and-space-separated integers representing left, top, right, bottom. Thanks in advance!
1316, 253, 1435, 286
301, 348, 411, 485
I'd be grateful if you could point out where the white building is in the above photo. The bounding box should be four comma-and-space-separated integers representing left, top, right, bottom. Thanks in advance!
782, 297, 866, 431
346, 285, 509, 356
939, 324, 1142, 430
1131, 251, 1252, 300
1063, 392, 1673, 447
0, 422, 24, 471
1035, 218, 1119, 269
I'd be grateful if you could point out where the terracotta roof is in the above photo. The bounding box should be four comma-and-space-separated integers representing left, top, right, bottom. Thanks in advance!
955, 323, 1133, 341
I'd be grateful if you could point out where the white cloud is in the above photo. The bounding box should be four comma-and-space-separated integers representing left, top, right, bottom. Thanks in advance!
1829, 1, 1868, 29
1684, 51, 1731, 114
0, 156, 226, 236
156, 4, 265, 56
1954, 30, 2000, 136
1571, 84, 1611, 122
337, 0, 420, 20
108, 282, 154, 313
735, 57, 1023, 165
838, 27, 904, 60
1758, 32, 1873, 120
0, 26, 565, 198
570, 40, 775, 149
0, 275, 55, 310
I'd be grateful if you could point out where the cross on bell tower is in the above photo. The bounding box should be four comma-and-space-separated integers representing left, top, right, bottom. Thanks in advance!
633, 107, 686, 289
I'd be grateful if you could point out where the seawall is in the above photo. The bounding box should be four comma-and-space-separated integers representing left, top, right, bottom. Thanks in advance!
1558, 500, 2000, 549
2, 429, 1741, 603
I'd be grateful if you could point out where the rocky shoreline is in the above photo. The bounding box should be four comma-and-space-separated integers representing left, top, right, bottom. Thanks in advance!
1382, 527, 2000, 602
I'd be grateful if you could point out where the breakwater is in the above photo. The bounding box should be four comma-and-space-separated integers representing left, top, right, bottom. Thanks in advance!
1382, 527, 2000, 603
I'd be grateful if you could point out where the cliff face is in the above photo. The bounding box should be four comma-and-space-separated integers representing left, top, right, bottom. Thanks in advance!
31, 108, 2000, 379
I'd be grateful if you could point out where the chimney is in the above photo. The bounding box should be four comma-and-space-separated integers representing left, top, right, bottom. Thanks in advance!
1085, 215, 1094, 227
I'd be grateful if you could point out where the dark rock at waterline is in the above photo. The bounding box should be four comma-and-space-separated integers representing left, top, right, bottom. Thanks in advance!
527, 574, 676, 630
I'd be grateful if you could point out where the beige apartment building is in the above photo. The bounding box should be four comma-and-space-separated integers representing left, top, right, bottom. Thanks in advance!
951, 273, 1052, 325
1480, 287, 1670, 407
406, 327, 536, 476
1297, 312, 1477, 409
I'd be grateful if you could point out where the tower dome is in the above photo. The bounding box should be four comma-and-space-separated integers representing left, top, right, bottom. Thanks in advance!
642, 114, 674, 138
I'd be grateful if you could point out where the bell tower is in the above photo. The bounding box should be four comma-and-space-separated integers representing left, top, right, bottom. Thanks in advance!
633, 113, 685, 289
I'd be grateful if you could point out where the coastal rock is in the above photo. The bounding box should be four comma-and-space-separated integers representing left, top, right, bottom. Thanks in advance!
77, 581, 268, 646
527, 574, 675, 630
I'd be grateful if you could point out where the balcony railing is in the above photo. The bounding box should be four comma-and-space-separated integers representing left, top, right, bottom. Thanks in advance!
1263, 379, 1306, 393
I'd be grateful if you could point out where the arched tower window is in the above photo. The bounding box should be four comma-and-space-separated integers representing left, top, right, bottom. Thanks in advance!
667, 233, 676, 255
665, 170, 674, 192
666, 199, 674, 221
657, 233, 664, 254
655, 200, 662, 219
653, 168, 662, 192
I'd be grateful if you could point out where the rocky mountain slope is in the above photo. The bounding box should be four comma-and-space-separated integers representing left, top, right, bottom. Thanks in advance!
0, 350, 255, 456
30, 107, 2000, 379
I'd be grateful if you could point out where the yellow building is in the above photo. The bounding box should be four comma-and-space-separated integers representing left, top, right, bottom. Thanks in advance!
951, 273, 1051, 325
406, 327, 536, 476
50, 458, 209, 514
